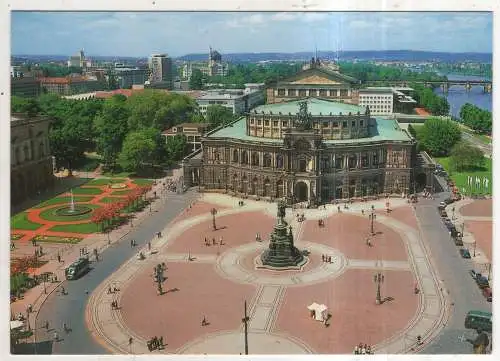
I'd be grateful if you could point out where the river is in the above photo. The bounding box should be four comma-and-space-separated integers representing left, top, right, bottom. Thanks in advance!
433, 73, 492, 118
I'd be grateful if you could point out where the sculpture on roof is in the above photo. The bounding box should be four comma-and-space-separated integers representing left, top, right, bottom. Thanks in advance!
295, 101, 312, 131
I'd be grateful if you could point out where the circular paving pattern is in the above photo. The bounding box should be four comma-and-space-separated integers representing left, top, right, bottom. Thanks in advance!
38, 204, 100, 222
215, 241, 347, 287
54, 204, 93, 217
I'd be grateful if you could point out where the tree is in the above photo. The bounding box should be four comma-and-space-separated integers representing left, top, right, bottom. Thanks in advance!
11, 96, 40, 116
449, 142, 485, 172
127, 91, 198, 130
165, 134, 189, 162
119, 129, 157, 172
94, 95, 130, 169
419, 117, 462, 157
206, 104, 234, 128
189, 69, 204, 90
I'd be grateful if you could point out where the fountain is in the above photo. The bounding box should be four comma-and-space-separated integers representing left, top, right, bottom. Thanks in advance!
69, 189, 75, 213
259, 199, 306, 270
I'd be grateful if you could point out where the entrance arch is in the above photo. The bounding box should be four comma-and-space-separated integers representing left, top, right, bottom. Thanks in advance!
295, 181, 308, 202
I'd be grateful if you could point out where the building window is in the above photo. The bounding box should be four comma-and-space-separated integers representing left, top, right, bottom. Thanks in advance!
349, 155, 357, 169
250, 119, 254, 124
233, 149, 239, 163
373, 153, 379, 165
335, 157, 343, 169
360, 120, 364, 126
276, 154, 284, 168
361, 154, 368, 167
241, 151, 248, 165
332, 122, 338, 128
319, 89, 327, 97
273, 121, 279, 127
323, 122, 329, 128
278, 89, 285, 96
258, 120, 262, 125
351, 121, 356, 127
340, 89, 348, 97
263, 153, 272, 168
309, 89, 317, 96
282, 121, 288, 127
251, 152, 259, 166
265, 120, 269, 126
299, 89, 306, 97
342, 121, 347, 128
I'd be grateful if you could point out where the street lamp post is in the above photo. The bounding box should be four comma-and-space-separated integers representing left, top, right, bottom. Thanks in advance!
473, 241, 477, 257
155, 264, 164, 295
211, 208, 218, 231
242, 300, 249, 355
369, 205, 376, 235
373, 271, 385, 305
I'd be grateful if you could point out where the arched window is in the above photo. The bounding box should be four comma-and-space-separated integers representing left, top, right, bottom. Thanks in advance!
232, 149, 239, 163
251, 152, 259, 166
23, 146, 29, 162
276, 154, 284, 169
298, 158, 307, 172
263, 153, 272, 168
241, 151, 248, 165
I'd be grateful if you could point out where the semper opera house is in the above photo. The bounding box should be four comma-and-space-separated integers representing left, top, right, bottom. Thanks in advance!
183, 59, 416, 207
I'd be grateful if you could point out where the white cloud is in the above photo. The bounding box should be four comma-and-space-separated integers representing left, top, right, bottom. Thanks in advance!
226, 14, 265, 28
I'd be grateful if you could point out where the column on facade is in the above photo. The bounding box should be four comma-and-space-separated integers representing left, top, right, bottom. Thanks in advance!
344, 154, 349, 170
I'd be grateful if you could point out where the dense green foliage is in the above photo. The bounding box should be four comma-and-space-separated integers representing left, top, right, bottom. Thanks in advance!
428, 63, 492, 79
418, 117, 461, 156
165, 134, 189, 162
449, 141, 485, 172
410, 83, 450, 115
12, 90, 202, 174
459, 103, 492, 134
339, 62, 447, 83
206, 104, 236, 127
189, 69, 204, 90
207, 62, 302, 88
36, 64, 83, 77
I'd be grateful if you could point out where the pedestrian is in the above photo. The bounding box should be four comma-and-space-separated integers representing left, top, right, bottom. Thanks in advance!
63, 322, 68, 333
45, 320, 49, 330
130, 239, 134, 248
27, 304, 33, 313
337, 205, 341, 213
61, 286, 66, 295
57, 253, 61, 263
362, 209, 365, 215
219, 236, 223, 245
361, 345, 366, 354
321, 254, 325, 262
53, 331, 59, 342
353, 346, 359, 354
108, 286, 112, 294
159, 336, 164, 348
366, 345, 372, 354
201, 316, 207, 326
128, 337, 133, 346
212, 238, 216, 246
148, 242, 151, 251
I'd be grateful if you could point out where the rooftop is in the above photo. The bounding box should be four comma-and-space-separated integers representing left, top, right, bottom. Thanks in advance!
207, 115, 411, 145
252, 98, 368, 116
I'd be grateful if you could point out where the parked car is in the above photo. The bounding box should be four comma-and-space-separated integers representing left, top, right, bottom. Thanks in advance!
444, 198, 454, 205
439, 201, 447, 208
459, 248, 471, 258
439, 209, 448, 218
482, 288, 492, 302
454, 237, 464, 246
476, 276, 490, 289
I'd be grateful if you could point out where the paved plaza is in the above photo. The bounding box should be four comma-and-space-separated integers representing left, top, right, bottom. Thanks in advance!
86, 194, 450, 354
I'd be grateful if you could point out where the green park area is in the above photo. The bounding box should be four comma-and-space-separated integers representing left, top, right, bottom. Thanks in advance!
31, 235, 83, 244
436, 156, 492, 195
132, 178, 154, 186
11, 212, 43, 231
85, 178, 128, 186
48, 223, 99, 234
71, 187, 104, 195
32, 195, 94, 209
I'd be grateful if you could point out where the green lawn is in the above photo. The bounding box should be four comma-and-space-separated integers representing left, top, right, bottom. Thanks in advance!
435, 156, 492, 195
48, 223, 99, 234
86, 178, 127, 186
459, 125, 492, 145
71, 187, 104, 195
100, 197, 126, 203
11, 212, 43, 230
132, 179, 154, 186
111, 190, 132, 195
32, 235, 82, 244
32, 196, 94, 209
38, 204, 100, 222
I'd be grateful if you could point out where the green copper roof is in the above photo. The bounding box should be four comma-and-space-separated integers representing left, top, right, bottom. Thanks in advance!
252, 98, 368, 116
207, 116, 412, 145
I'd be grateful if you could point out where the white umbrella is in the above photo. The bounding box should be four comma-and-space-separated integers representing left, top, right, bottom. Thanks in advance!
10, 320, 24, 330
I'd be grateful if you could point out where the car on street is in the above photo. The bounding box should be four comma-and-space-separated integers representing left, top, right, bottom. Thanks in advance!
454, 237, 464, 246
459, 248, 471, 258
476, 276, 490, 289
464, 310, 492, 333
438, 208, 448, 217
482, 287, 492, 302
439, 201, 447, 208
444, 198, 454, 205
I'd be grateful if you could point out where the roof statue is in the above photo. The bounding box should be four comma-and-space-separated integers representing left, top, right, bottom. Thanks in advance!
295, 101, 313, 130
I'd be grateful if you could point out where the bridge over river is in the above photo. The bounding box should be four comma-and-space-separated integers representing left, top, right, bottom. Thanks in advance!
366, 79, 492, 93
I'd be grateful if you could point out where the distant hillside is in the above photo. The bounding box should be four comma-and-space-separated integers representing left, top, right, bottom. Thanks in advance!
177, 50, 492, 63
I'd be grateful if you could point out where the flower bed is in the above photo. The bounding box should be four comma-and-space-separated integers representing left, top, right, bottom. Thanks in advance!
32, 235, 82, 244
110, 183, 127, 189
11, 233, 24, 241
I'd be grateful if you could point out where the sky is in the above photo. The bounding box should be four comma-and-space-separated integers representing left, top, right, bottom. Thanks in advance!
11, 12, 493, 57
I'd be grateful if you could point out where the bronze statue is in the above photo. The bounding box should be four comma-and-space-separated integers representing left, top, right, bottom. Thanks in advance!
277, 199, 287, 220
295, 101, 312, 130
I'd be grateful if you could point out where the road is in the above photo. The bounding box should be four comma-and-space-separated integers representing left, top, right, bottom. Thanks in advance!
461, 131, 492, 158
33, 189, 199, 354
415, 191, 492, 354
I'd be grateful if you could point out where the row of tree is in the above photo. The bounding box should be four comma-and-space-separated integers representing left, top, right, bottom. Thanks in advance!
410, 83, 450, 116
459, 103, 492, 134
12, 91, 232, 174
339, 62, 448, 83
189, 62, 304, 90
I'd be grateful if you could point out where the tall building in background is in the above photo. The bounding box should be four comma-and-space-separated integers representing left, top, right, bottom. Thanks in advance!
68, 49, 86, 69
208, 47, 228, 77
148, 54, 173, 89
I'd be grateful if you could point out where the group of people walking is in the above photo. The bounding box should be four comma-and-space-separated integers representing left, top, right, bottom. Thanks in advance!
321, 254, 334, 263
146, 336, 164, 351
204, 237, 224, 247
353, 343, 373, 354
